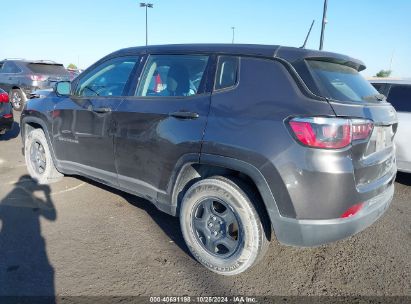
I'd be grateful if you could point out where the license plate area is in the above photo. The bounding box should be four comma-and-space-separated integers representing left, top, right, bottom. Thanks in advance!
365, 125, 394, 155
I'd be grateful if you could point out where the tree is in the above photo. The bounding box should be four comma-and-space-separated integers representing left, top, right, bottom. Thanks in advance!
67, 63, 78, 70
375, 70, 392, 78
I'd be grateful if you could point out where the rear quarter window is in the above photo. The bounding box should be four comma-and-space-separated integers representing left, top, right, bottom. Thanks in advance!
214, 56, 239, 91
387, 85, 411, 112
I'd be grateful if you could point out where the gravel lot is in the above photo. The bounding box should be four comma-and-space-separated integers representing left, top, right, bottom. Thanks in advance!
0, 112, 410, 299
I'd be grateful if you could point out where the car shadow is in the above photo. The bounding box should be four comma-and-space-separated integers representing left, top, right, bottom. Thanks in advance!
79, 177, 192, 257
0, 122, 20, 141
0, 175, 56, 299
395, 171, 411, 186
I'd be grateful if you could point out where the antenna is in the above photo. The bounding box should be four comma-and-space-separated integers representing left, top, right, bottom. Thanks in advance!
300, 20, 315, 49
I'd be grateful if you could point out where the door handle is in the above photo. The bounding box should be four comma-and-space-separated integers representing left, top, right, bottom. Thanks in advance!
93, 107, 112, 113
170, 111, 199, 119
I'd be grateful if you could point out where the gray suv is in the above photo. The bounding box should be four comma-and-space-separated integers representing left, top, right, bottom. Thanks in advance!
21, 44, 397, 275
0, 59, 70, 111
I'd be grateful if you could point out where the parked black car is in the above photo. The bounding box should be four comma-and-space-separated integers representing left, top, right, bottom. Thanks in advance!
0, 59, 70, 111
0, 88, 13, 135
21, 44, 397, 275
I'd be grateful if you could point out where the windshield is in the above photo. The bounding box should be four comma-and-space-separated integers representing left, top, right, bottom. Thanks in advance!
306, 60, 383, 103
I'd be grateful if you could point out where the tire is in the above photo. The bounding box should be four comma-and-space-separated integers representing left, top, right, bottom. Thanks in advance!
10, 89, 26, 111
180, 176, 270, 276
24, 128, 63, 184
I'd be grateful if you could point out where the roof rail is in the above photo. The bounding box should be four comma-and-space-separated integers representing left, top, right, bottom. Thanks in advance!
3, 58, 26, 61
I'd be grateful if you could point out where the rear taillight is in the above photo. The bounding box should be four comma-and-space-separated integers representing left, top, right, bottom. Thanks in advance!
340, 202, 365, 218
30, 75, 47, 81
288, 117, 373, 149
3, 114, 13, 119
0, 92, 9, 103
351, 119, 374, 141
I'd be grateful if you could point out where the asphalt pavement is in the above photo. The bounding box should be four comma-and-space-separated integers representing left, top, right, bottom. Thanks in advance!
0, 112, 410, 299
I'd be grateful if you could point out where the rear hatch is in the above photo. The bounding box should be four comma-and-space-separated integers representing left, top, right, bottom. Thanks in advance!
298, 59, 397, 190
27, 62, 70, 85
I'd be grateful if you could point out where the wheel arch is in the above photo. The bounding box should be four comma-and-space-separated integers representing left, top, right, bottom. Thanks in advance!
170, 153, 283, 240
21, 116, 59, 169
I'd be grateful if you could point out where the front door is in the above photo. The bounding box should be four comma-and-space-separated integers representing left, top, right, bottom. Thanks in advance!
113, 54, 212, 201
52, 56, 140, 185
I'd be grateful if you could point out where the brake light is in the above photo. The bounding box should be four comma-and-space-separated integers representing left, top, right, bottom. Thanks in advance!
352, 119, 373, 141
0, 92, 9, 103
288, 117, 373, 149
3, 114, 13, 119
30, 75, 47, 81
340, 202, 365, 218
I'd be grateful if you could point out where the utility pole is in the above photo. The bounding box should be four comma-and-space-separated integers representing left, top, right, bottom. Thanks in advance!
231, 27, 235, 44
140, 3, 153, 46
319, 0, 328, 50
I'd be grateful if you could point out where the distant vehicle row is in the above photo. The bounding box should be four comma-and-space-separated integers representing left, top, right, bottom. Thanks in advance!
0, 59, 79, 111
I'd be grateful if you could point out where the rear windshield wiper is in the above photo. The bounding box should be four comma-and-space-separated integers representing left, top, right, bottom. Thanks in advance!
362, 93, 385, 102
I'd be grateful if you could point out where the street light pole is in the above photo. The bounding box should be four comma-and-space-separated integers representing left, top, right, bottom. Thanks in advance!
319, 0, 328, 50
140, 3, 153, 46
231, 27, 235, 44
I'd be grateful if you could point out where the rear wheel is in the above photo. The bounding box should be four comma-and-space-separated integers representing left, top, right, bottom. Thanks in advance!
24, 129, 63, 184
10, 89, 26, 111
180, 176, 270, 275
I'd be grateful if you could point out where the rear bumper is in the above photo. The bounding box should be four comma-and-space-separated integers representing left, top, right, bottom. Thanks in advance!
273, 182, 394, 247
0, 116, 14, 131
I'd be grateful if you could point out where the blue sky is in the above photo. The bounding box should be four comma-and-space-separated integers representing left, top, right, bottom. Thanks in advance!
2, 0, 411, 77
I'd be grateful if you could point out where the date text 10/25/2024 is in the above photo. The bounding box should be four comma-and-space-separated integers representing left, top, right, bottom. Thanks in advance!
149, 296, 257, 303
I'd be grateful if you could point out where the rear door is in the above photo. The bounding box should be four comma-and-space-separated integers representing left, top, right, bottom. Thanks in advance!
52, 56, 140, 185
113, 54, 212, 201
303, 60, 397, 190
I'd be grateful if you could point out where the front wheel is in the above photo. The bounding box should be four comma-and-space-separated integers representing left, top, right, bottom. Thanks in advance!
180, 176, 270, 275
24, 129, 63, 184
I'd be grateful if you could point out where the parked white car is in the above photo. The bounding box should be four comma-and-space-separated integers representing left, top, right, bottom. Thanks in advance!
370, 79, 411, 173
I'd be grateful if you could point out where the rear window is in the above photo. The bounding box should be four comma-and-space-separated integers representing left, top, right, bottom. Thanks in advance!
387, 85, 411, 112
27, 63, 69, 75
306, 60, 381, 103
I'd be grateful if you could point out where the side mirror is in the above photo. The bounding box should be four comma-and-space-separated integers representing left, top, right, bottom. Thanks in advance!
55, 81, 71, 96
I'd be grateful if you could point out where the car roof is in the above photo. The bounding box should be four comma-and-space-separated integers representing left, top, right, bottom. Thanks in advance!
369, 78, 411, 85
112, 43, 366, 71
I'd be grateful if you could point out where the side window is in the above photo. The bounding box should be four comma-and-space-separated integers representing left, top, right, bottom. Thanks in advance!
214, 56, 239, 90
136, 54, 209, 97
1, 62, 21, 74
75, 56, 139, 97
387, 85, 411, 112
0, 62, 4, 72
